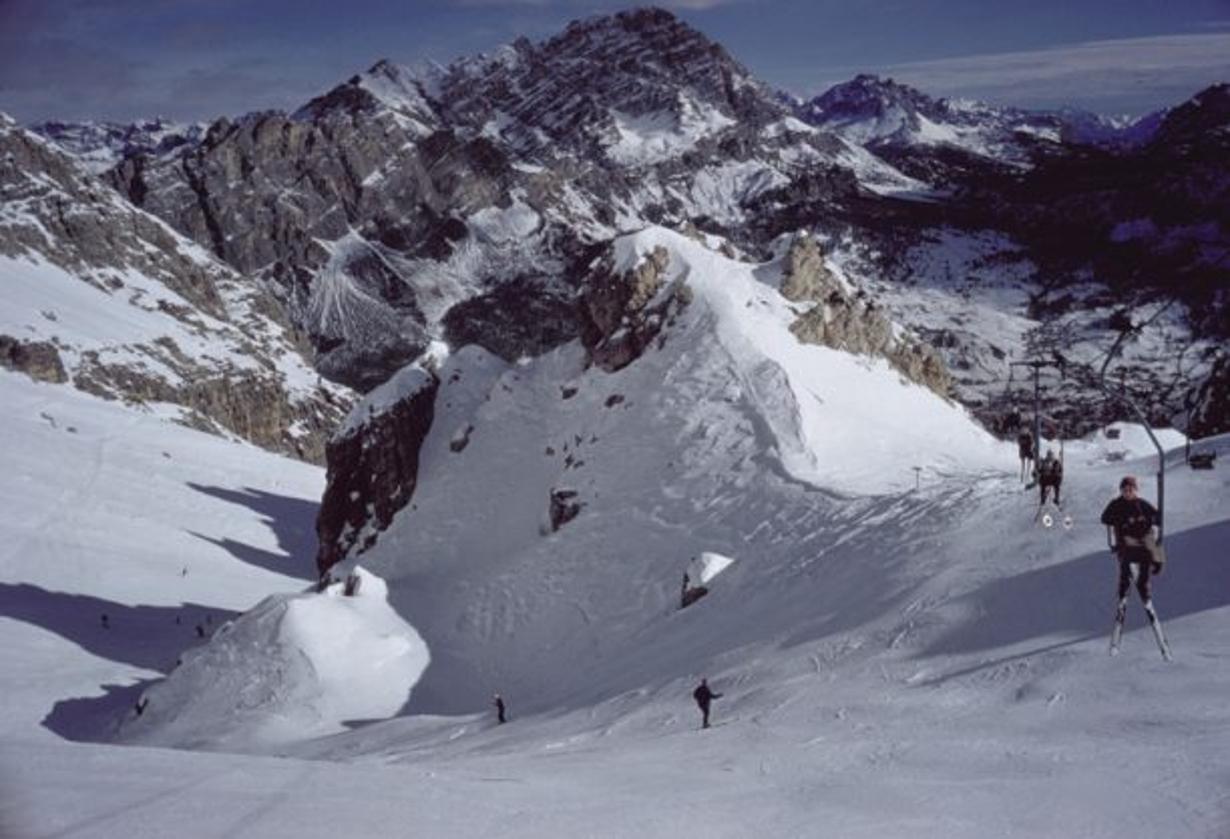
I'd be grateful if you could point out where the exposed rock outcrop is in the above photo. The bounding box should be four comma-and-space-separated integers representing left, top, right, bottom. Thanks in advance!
0, 336, 68, 384
316, 366, 439, 574
22, 13, 1227, 436
580, 245, 692, 371
73, 358, 340, 463
549, 488, 583, 532
441, 277, 579, 363
0, 117, 350, 462
782, 235, 952, 397
1, 121, 224, 317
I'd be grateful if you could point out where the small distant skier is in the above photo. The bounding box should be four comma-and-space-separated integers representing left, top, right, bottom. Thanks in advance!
1017, 426, 1035, 482
692, 678, 723, 729
1101, 475, 1170, 658
493, 693, 507, 724
1038, 449, 1063, 506
681, 572, 690, 609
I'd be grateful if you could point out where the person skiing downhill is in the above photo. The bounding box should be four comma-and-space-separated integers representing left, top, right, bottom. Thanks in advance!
493, 693, 507, 724
1038, 449, 1063, 506
692, 678, 722, 729
1100, 475, 1170, 659
1017, 427, 1035, 482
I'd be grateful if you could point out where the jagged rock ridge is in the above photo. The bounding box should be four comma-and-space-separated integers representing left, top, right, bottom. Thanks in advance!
0, 116, 350, 462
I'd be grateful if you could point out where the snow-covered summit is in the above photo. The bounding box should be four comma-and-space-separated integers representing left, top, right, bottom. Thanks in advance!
296, 7, 780, 163
293, 59, 440, 134
798, 74, 1065, 164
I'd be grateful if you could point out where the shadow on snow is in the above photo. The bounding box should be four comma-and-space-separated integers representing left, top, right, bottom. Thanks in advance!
185, 482, 319, 581
0, 583, 236, 742
915, 519, 1230, 680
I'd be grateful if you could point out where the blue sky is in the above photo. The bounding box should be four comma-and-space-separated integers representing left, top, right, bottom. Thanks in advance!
2, 0, 1228, 123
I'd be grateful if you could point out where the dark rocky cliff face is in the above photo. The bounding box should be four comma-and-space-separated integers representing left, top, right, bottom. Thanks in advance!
316, 368, 439, 574
98, 9, 855, 394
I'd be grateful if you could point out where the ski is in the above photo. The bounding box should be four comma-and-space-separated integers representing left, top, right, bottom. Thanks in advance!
1034, 502, 1071, 530
1143, 600, 1173, 661
1110, 598, 1127, 656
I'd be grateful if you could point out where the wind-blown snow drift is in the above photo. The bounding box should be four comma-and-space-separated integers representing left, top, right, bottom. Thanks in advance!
120, 568, 428, 750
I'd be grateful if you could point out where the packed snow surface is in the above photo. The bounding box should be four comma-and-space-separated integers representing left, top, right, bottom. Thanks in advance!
3, 216, 1229, 837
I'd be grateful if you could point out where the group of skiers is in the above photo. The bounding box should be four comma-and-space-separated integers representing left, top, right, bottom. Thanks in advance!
1016, 425, 1063, 505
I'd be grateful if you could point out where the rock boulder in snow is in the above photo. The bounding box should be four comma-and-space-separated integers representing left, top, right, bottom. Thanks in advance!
581, 245, 691, 371
0, 336, 67, 384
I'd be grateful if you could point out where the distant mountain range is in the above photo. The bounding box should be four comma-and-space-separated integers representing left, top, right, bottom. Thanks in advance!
6, 6, 1227, 457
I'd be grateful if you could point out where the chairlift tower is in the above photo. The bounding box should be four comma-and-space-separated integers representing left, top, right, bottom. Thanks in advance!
1092, 341, 1168, 543
1008, 358, 1059, 466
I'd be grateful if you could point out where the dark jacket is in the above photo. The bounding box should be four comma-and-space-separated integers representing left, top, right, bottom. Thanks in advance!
1101, 497, 1158, 563
693, 684, 721, 707
1039, 456, 1063, 484
1017, 431, 1034, 459
1101, 497, 1156, 539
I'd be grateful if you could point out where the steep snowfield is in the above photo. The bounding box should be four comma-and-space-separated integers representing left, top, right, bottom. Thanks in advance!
2, 229, 1229, 836
0, 372, 327, 746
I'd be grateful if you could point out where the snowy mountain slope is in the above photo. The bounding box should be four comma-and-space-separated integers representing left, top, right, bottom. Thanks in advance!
118, 567, 429, 750
0, 115, 350, 460
3, 237, 1228, 838
797, 74, 1066, 167
6, 374, 1229, 838
0, 372, 327, 744
129, 227, 999, 738
19, 12, 1228, 434
94, 10, 906, 391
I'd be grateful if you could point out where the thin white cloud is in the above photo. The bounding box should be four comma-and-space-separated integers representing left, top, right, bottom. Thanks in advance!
809, 32, 1230, 114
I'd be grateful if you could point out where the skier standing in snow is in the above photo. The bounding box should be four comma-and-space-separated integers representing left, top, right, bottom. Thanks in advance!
493, 693, 507, 724
1017, 427, 1035, 483
1100, 476, 1170, 658
692, 678, 722, 729
1038, 449, 1063, 506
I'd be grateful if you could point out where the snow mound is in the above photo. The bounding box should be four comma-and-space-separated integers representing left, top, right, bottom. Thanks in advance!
686, 551, 734, 586
121, 567, 428, 750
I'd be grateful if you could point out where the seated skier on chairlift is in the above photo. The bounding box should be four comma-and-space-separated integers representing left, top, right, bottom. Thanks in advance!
1038, 448, 1063, 506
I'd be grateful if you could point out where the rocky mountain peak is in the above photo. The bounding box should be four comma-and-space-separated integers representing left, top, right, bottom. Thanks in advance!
1148, 82, 1230, 149
293, 59, 439, 129
803, 74, 935, 127
541, 7, 771, 112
